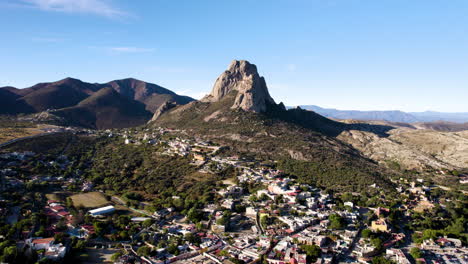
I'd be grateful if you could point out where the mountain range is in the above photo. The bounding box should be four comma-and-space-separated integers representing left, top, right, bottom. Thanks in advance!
0, 78, 193, 129
296, 105, 468, 124
1, 60, 466, 190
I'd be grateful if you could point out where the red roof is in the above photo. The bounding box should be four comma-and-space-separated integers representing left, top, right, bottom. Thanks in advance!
32, 237, 54, 244
57, 211, 70, 216
51, 206, 65, 212
436, 238, 451, 243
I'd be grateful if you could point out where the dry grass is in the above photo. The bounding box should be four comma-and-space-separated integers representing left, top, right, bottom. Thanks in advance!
70, 192, 109, 208
0, 124, 59, 144
45, 193, 63, 202
414, 200, 435, 213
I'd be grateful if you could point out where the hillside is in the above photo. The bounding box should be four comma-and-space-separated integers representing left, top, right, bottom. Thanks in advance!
0, 77, 194, 128
150, 60, 396, 192
53, 87, 153, 129
104, 78, 194, 113
338, 126, 468, 171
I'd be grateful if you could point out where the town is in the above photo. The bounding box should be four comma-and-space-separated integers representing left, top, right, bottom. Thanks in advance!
0, 127, 466, 264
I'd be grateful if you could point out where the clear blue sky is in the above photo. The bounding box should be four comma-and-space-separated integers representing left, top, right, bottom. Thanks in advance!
1, 0, 467, 112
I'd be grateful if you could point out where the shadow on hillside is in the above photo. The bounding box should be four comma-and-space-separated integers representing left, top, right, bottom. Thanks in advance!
268, 104, 395, 138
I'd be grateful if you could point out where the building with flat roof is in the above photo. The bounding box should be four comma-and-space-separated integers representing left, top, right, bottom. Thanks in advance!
88, 205, 115, 216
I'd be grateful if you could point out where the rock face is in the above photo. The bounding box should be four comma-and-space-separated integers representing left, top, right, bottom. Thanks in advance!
202, 60, 276, 112
338, 128, 468, 170
150, 101, 179, 122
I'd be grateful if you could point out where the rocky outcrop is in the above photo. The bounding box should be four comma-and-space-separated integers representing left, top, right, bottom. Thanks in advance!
338, 128, 468, 170
202, 60, 276, 112
150, 101, 179, 122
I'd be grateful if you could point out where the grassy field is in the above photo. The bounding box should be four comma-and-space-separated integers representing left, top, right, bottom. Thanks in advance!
0, 124, 60, 144
70, 192, 109, 208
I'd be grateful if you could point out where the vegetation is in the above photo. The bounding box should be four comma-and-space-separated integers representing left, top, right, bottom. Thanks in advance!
70, 192, 109, 208
328, 214, 346, 230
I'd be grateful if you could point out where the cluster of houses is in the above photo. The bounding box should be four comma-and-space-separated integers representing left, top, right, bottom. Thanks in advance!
1, 126, 466, 264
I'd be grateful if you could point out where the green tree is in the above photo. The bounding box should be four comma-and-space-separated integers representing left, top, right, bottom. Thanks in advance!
371, 237, 383, 250
410, 247, 422, 259
187, 207, 203, 223
301, 244, 321, 262
137, 246, 151, 257
328, 214, 346, 230
167, 244, 180, 255
372, 256, 395, 264
362, 229, 372, 238
111, 251, 123, 262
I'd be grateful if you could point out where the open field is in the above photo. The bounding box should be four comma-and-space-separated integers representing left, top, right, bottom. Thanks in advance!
81, 247, 119, 264
0, 127, 40, 144
70, 192, 109, 208
0, 123, 59, 144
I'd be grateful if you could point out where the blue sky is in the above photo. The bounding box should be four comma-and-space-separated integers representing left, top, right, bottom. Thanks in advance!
1, 0, 467, 112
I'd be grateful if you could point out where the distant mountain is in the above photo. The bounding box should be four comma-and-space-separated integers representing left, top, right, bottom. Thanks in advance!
0, 77, 194, 129
296, 105, 468, 123
409, 111, 468, 123
412, 121, 468, 132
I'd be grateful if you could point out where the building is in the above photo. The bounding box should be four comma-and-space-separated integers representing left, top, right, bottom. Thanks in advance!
371, 219, 388, 232
29, 237, 55, 250
246, 207, 257, 217
88, 205, 115, 216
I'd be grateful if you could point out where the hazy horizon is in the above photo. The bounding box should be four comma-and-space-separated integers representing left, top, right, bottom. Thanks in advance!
1, 0, 467, 112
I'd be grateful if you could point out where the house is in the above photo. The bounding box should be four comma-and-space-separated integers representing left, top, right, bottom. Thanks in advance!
30, 237, 55, 250
44, 244, 67, 260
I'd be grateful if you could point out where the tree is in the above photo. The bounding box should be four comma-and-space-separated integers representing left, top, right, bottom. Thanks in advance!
167, 244, 179, 255
249, 195, 258, 202
74, 240, 86, 250
260, 215, 269, 229
216, 214, 229, 226
119, 230, 129, 240
111, 251, 123, 262
421, 229, 438, 241
93, 222, 107, 237
301, 244, 321, 262
137, 246, 151, 257
35, 226, 46, 237
371, 237, 383, 250
328, 214, 346, 230
142, 219, 154, 228
54, 232, 65, 243
362, 229, 372, 238
410, 247, 422, 259
185, 233, 201, 245
187, 207, 203, 223
1, 246, 18, 263
372, 256, 395, 264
